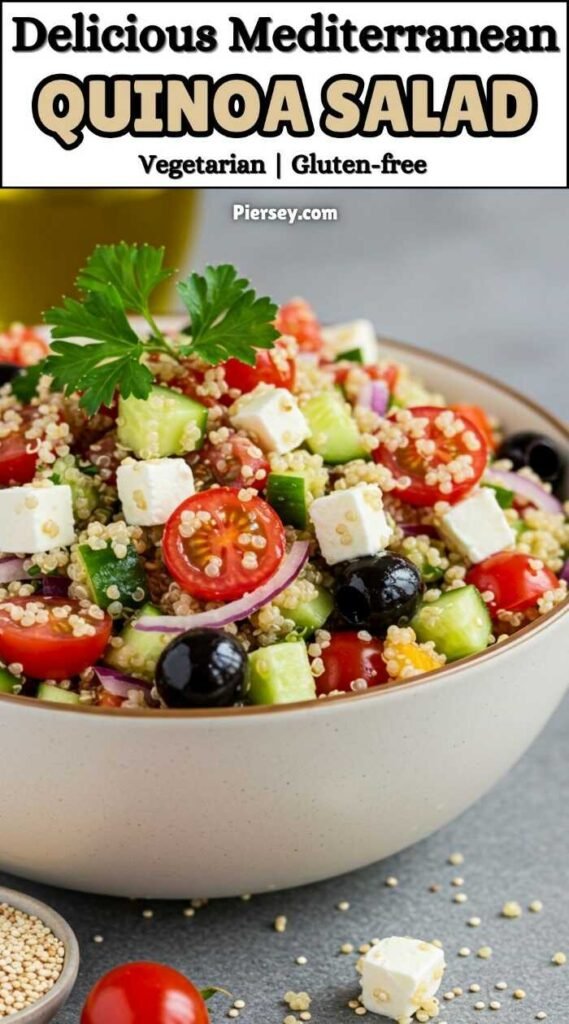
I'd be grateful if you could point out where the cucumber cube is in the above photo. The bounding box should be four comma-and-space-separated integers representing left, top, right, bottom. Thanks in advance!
279, 587, 334, 635
0, 667, 16, 694
77, 542, 148, 612
266, 472, 310, 529
118, 385, 207, 458
37, 683, 81, 705
246, 641, 316, 705
411, 585, 492, 662
302, 391, 367, 464
105, 603, 170, 681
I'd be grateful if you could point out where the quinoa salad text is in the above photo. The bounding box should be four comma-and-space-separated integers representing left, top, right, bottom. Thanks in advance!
0, 246, 566, 710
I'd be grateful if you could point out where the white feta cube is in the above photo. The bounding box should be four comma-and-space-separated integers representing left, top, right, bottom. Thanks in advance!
309, 484, 392, 565
0, 484, 74, 554
117, 458, 195, 527
360, 936, 445, 1021
322, 319, 380, 364
440, 487, 515, 564
230, 386, 310, 455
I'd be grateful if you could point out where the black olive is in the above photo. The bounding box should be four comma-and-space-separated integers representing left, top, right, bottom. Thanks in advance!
156, 628, 246, 708
335, 554, 423, 636
0, 363, 21, 386
497, 431, 565, 494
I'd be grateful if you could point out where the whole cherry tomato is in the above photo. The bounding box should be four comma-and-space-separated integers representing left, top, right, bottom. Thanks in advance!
80, 962, 210, 1024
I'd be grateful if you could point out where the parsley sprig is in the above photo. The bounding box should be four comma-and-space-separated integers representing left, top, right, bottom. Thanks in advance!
15, 243, 279, 415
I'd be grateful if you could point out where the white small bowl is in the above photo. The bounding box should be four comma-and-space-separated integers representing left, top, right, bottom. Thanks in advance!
0, 887, 79, 1022
0, 335, 567, 898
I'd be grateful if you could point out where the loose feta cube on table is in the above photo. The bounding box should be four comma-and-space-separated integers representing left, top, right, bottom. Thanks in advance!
322, 319, 380, 364
0, 484, 74, 554
359, 936, 445, 1021
309, 484, 392, 565
117, 458, 195, 527
440, 487, 514, 564
230, 386, 310, 455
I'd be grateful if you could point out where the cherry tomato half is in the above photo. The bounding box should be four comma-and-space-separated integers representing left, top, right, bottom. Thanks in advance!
0, 597, 112, 680
466, 552, 558, 616
374, 406, 488, 507
317, 631, 389, 697
0, 325, 49, 367
451, 404, 496, 453
222, 345, 295, 395
201, 435, 269, 491
80, 962, 209, 1024
0, 406, 41, 486
163, 488, 286, 602
276, 299, 324, 353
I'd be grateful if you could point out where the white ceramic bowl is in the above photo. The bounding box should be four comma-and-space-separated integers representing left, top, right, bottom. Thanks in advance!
0, 339, 567, 898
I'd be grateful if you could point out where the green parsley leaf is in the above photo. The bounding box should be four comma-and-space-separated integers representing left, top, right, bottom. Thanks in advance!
45, 287, 139, 347
76, 242, 174, 317
10, 359, 48, 402
178, 264, 279, 366
45, 338, 153, 416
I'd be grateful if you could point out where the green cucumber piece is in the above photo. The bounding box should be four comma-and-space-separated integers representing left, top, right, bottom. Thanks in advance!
105, 603, 170, 682
280, 587, 334, 635
411, 584, 492, 662
482, 482, 514, 509
266, 472, 310, 529
246, 641, 316, 705
37, 683, 81, 705
51, 455, 99, 519
334, 347, 364, 364
77, 542, 148, 612
118, 385, 207, 458
0, 667, 16, 694
302, 391, 367, 465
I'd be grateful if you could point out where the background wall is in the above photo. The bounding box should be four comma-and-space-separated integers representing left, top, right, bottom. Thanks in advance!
191, 189, 568, 417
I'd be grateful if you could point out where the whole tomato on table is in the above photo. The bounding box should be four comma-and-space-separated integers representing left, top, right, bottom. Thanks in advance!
81, 962, 210, 1024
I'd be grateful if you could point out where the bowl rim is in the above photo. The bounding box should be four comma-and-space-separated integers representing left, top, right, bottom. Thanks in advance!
0, 885, 80, 1021
0, 334, 567, 720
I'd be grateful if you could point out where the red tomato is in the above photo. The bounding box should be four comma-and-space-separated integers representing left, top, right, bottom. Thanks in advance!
98, 691, 124, 708
466, 552, 558, 616
374, 406, 488, 507
163, 488, 286, 602
222, 346, 295, 395
81, 962, 209, 1024
201, 435, 269, 491
451, 404, 496, 453
276, 299, 324, 353
0, 426, 38, 485
317, 632, 389, 696
0, 598, 112, 680
0, 325, 49, 367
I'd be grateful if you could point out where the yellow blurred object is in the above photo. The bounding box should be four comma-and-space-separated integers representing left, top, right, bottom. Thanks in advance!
0, 189, 200, 326
384, 639, 445, 680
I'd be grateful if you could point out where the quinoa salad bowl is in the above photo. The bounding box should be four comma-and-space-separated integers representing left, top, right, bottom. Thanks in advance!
0, 246, 567, 897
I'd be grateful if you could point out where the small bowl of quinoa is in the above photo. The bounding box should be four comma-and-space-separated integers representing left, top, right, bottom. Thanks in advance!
0, 887, 79, 1022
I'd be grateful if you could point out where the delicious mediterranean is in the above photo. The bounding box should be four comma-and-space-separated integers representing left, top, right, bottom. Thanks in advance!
0, 245, 566, 710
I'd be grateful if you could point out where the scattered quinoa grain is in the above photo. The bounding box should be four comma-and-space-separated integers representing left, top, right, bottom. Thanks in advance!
227, 1010, 239, 1019
443, 991, 455, 1001
183, 907, 195, 918
535, 1012, 547, 1019
489, 1000, 501, 1010
341, 943, 354, 954
458, 947, 471, 957
295, 956, 307, 965
495, 982, 507, 990
384, 876, 398, 888
234, 999, 246, 1009
337, 900, 350, 911
513, 989, 526, 1000
529, 900, 543, 913
142, 908, 154, 919
469, 984, 481, 993
477, 946, 493, 959
274, 915, 287, 933
453, 987, 463, 996
552, 951, 566, 965
468, 916, 481, 927
448, 852, 464, 865
451, 876, 464, 886
501, 900, 522, 918
474, 1000, 486, 1010
453, 893, 468, 904
354, 1008, 367, 1016
92, 934, 104, 944
429, 883, 441, 893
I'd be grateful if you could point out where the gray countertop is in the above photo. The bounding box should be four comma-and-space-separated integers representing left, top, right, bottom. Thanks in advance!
1, 189, 568, 1022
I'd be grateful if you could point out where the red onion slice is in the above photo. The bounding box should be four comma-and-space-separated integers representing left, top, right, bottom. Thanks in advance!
0, 557, 29, 584
484, 468, 563, 515
95, 665, 150, 698
400, 524, 439, 539
135, 540, 310, 635
561, 560, 569, 584
40, 575, 70, 598
356, 379, 389, 417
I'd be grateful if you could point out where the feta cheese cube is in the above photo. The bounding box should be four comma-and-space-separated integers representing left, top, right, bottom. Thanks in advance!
309, 484, 392, 565
0, 484, 74, 554
360, 936, 445, 1021
117, 458, 195, 527
322, 319, 380, 364
440, 487, 515, 564
230, 386, 310, 455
